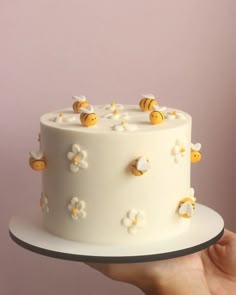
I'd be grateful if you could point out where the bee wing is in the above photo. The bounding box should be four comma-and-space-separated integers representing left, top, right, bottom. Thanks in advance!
142, 94, 155, 99
29, 151, 43, 159
137, 156, 150, 171
191, 143, 201, 151
72, 95, 86, 102
179, 202, 194, 217
80, 105, 94, 114
152, 105, 167, 112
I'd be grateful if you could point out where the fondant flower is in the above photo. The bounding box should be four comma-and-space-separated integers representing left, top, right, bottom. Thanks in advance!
172, 140, 187, 163
166, 110, 186, 120
121, 209, 145, 235
112, 121, 138, 132
104, 109, 129, 120
68, 197, 87, 220
50, 112, 76, 123
40, 193, 49, 213
104, 101, 124, 111
67, 144, 88, 173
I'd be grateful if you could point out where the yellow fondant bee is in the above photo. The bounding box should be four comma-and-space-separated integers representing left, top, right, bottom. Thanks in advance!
191, 143, 202, 163
80, 105, 98, 127
130, 156, 151, 176
149, 105, 166, 125
29, 151, 46, 171
72, 95, 90, 113
139, 94, 158, 112
178, 188, 196, 218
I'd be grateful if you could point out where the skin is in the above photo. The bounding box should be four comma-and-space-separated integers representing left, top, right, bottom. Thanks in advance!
86, 229, 236, 295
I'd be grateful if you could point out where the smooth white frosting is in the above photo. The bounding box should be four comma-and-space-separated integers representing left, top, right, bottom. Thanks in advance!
40, 104, 192, 245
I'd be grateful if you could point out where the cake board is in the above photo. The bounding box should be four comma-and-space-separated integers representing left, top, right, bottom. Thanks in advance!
9, 204, 224, 263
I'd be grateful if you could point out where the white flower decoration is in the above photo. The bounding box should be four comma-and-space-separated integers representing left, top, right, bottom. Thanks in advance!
40, 193, 49, 213
104, 101, 124, 111
172, 140, 187, 163
67, 144, 88, 173
166, 110, 186, 120
104, 109, 129, 121
112, 121, 138, 132
50, 112, 76, 123
68, 197, 87, 220
121, 209, 145, 235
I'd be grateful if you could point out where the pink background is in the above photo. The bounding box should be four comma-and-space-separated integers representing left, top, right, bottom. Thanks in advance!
1, 1, 235, 294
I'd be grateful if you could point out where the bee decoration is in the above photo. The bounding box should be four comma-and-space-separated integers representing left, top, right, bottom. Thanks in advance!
72, 95, 90, 113
139, 94, 159, 112
80, 105, 98, 127
149, 105, 166, 125
29, 151, 46, 171
130, 156, 151, 176
178, 188, 196, 218
191, 143, 202, 163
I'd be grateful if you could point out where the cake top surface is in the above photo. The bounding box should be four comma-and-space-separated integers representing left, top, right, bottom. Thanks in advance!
40, 104, 191, 134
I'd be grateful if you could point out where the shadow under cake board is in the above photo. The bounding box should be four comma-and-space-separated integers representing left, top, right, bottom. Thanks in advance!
9, 204, 224, 263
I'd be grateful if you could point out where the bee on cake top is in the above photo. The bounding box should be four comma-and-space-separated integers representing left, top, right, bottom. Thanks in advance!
139, 94, 159, 111
80, 105, 98, 127
72, 95, 90, 113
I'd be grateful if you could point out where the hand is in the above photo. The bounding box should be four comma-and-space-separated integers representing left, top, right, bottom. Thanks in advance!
86, 229, 236, 295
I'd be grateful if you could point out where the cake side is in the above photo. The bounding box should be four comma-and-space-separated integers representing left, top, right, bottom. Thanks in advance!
37, 104, 193, 245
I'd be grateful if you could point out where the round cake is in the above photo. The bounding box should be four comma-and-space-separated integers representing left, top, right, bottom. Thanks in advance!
29, 98, 202, 245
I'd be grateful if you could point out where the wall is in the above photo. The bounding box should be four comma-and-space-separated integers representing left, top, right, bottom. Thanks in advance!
0, 1, 234, 294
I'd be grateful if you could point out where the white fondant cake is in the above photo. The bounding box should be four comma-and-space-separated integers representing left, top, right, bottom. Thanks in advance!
30, 101, 201, 246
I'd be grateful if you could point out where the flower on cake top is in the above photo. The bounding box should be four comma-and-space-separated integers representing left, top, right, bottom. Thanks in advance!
166, 110, 186, 120
68, 197, 87, 220
112, 121, 138, 132
178, 188, 196, 218
67, 144, 88, 173
40, 193, 49, 213
50, 112, 76, 123
104, 108, 129, 121
121, 209, 145, 235
104, 101, 124, 111
172, 140, 187, 163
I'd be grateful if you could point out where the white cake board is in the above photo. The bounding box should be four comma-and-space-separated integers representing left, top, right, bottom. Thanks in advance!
9, 204, 224, 263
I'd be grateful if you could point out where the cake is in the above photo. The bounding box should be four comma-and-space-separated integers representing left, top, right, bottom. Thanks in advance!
29, 95, 202, 245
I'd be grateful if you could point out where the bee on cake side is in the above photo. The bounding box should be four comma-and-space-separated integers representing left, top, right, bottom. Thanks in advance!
29, 151, 46, 171
178, 188, 196, 218
129, 156, 151, 176
191, 143, 202, 163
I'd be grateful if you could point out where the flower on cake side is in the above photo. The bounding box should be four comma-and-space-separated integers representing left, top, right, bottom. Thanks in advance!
67, 144, 88, 173
172, 140, 187, 163
112, 121, 138, 132
104, 101, 124, 111
68, 197, 87, 220
121, 209, 145, 235
40, 192, 49, 213
178, 188, 196, 218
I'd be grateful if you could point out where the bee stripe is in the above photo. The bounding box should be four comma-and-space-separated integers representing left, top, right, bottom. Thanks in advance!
148, 99, 154, 110
144, 98, 150, 110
